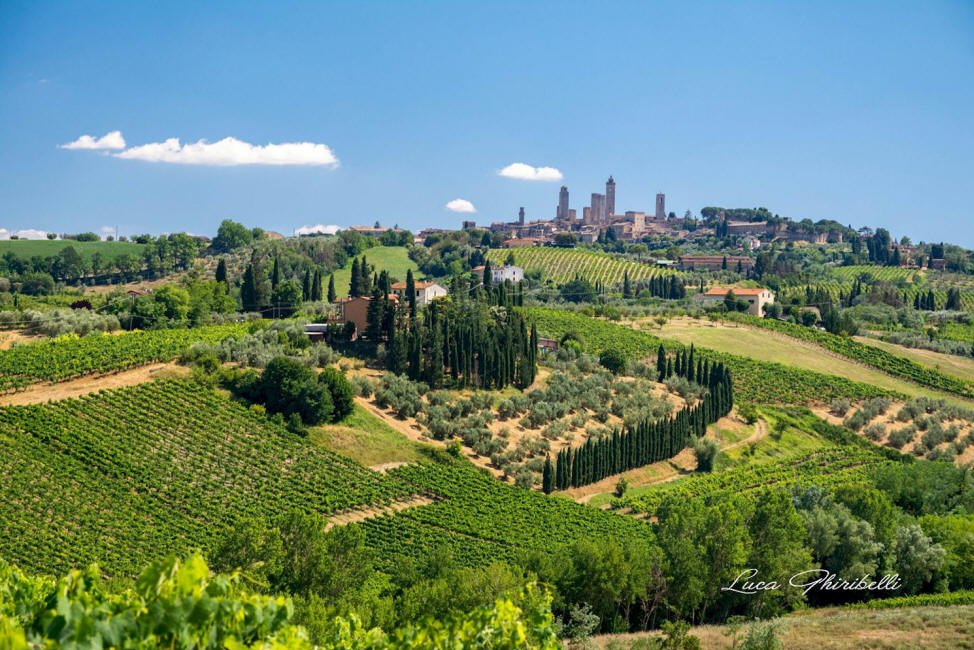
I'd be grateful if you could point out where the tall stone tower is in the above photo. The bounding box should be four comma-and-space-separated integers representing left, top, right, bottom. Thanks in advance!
518, 207, 525, 226
605, 176, 615, 220
557, 185, 570, 222
655, 193, 666, 220
590, 193, 605, 225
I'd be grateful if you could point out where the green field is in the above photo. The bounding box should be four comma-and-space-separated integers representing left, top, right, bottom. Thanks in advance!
328, 246, 419, 298
486, 246, 679, 286
0, 239, 145, 261
309, 402, 428, 466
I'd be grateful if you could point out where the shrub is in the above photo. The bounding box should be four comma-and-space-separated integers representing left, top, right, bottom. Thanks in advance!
829, 398, 852, 417
318, 367, 355, 422
694, 437, 719, 472
599, 347, 628, 375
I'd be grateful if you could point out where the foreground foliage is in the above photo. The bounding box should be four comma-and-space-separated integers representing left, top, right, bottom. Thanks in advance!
0, 555, 561, 650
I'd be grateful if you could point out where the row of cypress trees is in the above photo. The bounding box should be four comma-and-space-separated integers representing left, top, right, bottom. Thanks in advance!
379, 292, 538, 390
543, 356, 733, 493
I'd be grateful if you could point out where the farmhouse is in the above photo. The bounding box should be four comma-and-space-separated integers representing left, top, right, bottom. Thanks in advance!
472, 265, 524, 284
390, 281, 447, 305
698, 287, 775, 316
332, 294, 399, 338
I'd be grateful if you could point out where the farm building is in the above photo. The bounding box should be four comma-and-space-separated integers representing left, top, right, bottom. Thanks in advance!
698, 287, 775, 316
390, 281, 447, 306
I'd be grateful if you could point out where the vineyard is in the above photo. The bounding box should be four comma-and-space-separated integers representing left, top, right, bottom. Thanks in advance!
829, 265, 923, 284
0, 323, 249, 393
485, 247, 679, 286
523, 307, 893, 404
361, 461, 656, 569
0, 380, 419, 576
611, 447, 890, 514
729, 314, 974, 398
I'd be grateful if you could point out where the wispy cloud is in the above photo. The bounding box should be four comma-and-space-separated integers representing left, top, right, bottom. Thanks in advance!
294, 224, 341, 236
114, 136, 339, 166
0, 228, 50, 240
445, 198, 476, 213
60, 130, 126, 150
497, 162, 563, 182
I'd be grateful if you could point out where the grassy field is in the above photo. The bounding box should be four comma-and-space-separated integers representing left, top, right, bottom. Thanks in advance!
854, 336, 974, 383
650, 317, 974, 408
0, 239, 145, 261
309, 403, 428, 466
597, 604, 974, 649
328, 246, 418, 298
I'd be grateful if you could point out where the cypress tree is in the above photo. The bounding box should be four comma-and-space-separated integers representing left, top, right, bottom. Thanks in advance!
215, 258, 228, 286
271, 257, 280, 288
310, 269, 320, 301
483, 259, 492, 291
405, 269, 417, 317
240, 264, 258, 312
349, 258, 361, 297
302, 269, 312, 301
656, 345, 667, 381
542, 455, 553, 494
327, 273, 336, 302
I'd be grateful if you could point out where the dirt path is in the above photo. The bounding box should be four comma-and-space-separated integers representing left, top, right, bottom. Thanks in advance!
354, 396, 507, 478
324, 495, 435, 531
570, 417, 769, 505
0, 330, 40, 350
0, 362, 186, 406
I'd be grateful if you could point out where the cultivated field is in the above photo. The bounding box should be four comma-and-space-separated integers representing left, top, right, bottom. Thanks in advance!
485, 246, 678, 286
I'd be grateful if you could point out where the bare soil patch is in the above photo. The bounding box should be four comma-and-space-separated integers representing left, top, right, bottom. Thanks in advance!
0, 362, 187, 406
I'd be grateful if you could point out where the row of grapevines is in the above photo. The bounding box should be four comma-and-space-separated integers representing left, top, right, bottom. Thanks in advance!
485, 247, 679, 286
521, 307, 894, 404
360, 460, 656, 569
728, 313, 974, 398
0, 379, 420, 576
0, 323, 250, 392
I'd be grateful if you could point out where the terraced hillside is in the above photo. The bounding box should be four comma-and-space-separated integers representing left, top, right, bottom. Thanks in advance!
486, 247, 678, 286
0, 380, 419, 576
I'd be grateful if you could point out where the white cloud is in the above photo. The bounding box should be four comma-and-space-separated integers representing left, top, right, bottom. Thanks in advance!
497, 162, 563, 182
445, 198, 476, 213
0, 228, 50, 240
114, 136, 339, 166
60, 130, 126, 150
295, 224, 341, 236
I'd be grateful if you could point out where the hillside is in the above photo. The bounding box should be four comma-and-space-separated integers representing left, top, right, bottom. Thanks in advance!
485, 246, 678, 286
0, 380, 420, 576
329, 245, 418, 298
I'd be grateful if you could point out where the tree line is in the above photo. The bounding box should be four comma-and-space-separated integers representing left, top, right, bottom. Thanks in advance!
544, 349, 733, 492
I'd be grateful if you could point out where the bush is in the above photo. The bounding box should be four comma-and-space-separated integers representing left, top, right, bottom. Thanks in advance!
318, 367, 355, 422
599, 347, 628, 375
829, 398, 852, 417
694, 437, 719, 472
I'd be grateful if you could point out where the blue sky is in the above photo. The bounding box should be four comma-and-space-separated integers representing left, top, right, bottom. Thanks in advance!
1, 1, 973, 245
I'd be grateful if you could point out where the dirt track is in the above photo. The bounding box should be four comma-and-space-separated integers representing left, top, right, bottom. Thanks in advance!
0, 362, 186, 406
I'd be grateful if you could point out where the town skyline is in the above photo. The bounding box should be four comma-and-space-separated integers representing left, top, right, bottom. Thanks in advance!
1, 2, 973, 246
